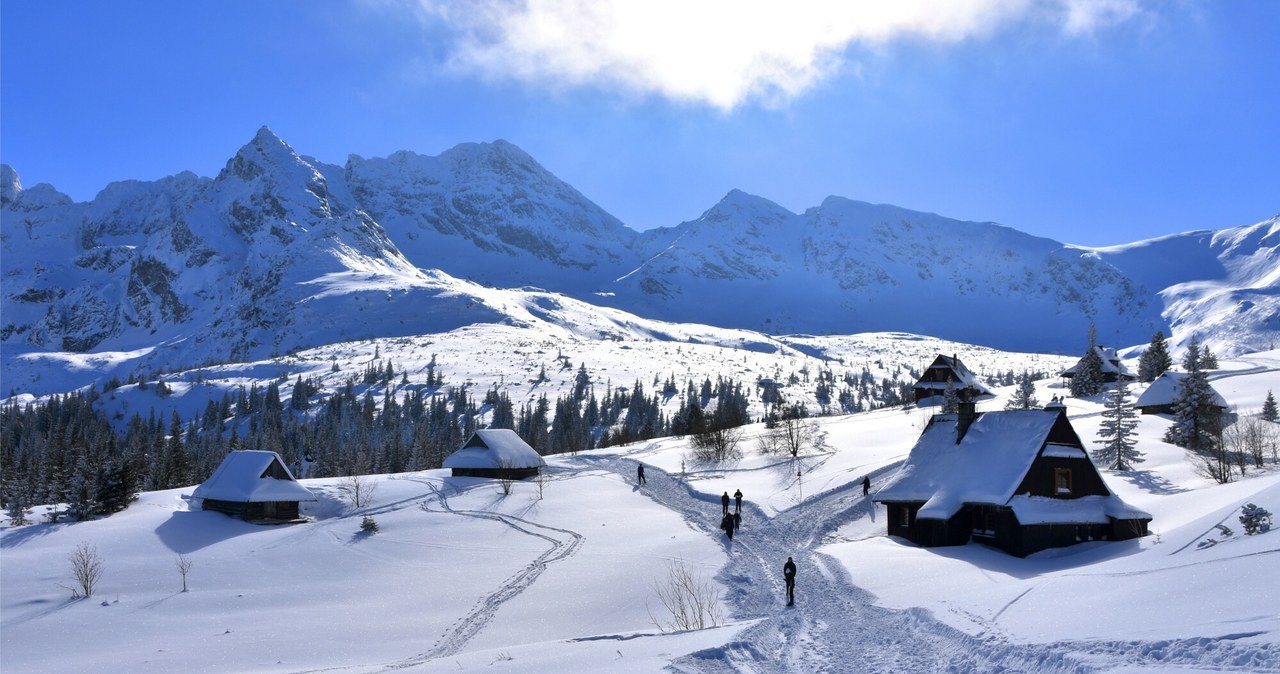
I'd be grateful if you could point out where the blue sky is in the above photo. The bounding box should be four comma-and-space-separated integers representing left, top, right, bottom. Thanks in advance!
2, 1, 1276, 246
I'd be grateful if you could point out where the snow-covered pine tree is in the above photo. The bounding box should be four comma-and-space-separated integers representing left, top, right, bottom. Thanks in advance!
1137, 330, 1173, 383
1069, 347, 1105, 397
941, 380, 960, 414
1094, 377, 1143, 470
1005, 371, 1039, 410
1199, 347, 1219, 370
1164, 338, 1222, 453
1263, 390, 1278, 423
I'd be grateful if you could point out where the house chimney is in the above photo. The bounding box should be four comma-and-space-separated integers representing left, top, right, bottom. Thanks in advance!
956, 400, 977, 443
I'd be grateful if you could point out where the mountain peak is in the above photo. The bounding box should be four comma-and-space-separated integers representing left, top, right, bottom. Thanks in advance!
218, 126, 309, 184
696, 189, 794, 225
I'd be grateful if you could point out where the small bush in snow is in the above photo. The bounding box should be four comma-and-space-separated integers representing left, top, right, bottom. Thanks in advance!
1239, 503, 1272, 535
360, 515, 379, 534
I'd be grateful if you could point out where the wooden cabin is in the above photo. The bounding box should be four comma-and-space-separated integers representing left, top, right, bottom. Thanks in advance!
1134, 371, 1228, 415
913, 354, 993, 404
874, 403, 1150, 557
1060, 345, 1135, 383
443, 429, 545, 480
192, 450, 316, 523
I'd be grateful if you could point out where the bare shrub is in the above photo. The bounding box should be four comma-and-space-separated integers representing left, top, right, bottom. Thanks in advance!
175, 554, 193, 592
1223, 416, 1280, 470
691, 426, 744, 463
337, 474, 378, 509
647, 560, 722, 632
63, 542, 105, 598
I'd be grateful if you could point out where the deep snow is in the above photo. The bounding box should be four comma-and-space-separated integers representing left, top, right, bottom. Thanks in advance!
3, 352, 1279, 673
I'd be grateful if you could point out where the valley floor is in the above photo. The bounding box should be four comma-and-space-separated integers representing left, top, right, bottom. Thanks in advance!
3, 354, 1280, 673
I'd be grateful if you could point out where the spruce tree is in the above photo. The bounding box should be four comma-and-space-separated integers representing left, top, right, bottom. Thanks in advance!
1137, 330, 1173, 383
1263, 390, 1278, 423
1069, 347, 1105, 397
1005, 371, 1039, 410
1094, 377, 1143, 470
1164, 338, 1222, 453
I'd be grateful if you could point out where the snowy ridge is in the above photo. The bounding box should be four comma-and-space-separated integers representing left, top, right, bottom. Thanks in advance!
3, 129, 1278, 399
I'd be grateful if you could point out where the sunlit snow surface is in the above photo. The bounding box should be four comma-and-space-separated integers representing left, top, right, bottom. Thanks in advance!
3, 352, 1279, 672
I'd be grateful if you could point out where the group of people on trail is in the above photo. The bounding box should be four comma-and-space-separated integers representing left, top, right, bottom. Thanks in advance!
719, 489, 743, 539
638, 463, 801, 607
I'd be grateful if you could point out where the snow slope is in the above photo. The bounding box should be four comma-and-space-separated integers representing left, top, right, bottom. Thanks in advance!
4, 351, 1278, 673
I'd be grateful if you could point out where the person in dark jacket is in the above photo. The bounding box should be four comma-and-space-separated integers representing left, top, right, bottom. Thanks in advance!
783, 557, 797, 605
862, 475, 870, 496
721, 491, 731, 515
733, 488, 743, 513
733, 511, 741, 532
637, 463, 646, 485
721, 512, 735, 540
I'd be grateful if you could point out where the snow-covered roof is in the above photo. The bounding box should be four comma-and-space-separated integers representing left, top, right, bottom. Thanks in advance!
1135, 371, 1228, 409
1009, 494, 1150, 525
1061, 345, 1134, 378
876, 409, 1064, 519
914, 355, 993, 395
443, 429, 545, 470
191, 450, 316, 503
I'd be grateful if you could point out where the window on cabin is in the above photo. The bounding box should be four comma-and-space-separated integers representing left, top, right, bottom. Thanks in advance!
899, 506, 911, 527
1055, 468, 1073, 495
972, 507, 996, 536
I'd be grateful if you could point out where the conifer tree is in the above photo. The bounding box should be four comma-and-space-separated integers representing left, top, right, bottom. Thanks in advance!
1164, 338, 1222, 453
1094, 377, 1143, 470
1263, 390, 1278, 423
1005, 371, 1039, 410
1137, 330, 1173, 383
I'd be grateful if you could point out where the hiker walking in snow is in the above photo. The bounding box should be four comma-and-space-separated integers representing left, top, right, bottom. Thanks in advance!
862, 476, 870, 496
783, 556, 797, 606
733, 488, 743, 513
721, 491, 731, 515
637, 463, 646, 485
733, 511, 741, 532
721, 512, 735, 540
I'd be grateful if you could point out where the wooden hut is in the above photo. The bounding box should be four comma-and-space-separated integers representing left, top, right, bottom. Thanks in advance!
913, 354, 993, 404
444, 429, 545, 480
1060, 345, 1135, 383
1134, 371, 1228, 415
192, 450, 315, 522
874, 403, 1150, 557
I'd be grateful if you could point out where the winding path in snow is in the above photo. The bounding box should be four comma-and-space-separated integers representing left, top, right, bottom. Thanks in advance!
371, 478, 585, 670
577, 454, 1280, 673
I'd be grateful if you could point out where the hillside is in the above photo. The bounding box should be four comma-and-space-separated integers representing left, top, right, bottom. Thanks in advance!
3, 351, 1278, 672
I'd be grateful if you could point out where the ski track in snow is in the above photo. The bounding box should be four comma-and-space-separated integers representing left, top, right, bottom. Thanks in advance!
577, 454, 1280, 673
378, 478, 585, 669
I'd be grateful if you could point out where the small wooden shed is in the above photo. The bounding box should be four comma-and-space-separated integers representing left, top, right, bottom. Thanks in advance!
443, 429, 545, 480
874, 403, 1150, 557
192, 450, 316, 522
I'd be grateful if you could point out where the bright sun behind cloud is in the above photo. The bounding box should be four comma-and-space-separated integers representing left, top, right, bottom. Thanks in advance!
400, 0, 1145, 108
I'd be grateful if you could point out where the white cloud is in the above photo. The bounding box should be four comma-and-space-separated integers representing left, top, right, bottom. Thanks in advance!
400, 0, 1147, 109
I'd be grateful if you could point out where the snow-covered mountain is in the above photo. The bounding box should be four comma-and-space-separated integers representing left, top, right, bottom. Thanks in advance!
1089, 217, 1280, 356
2, 128, 1276, 397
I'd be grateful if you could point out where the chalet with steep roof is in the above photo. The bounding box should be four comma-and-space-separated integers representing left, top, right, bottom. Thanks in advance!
444, 429, 545, 480
913, 354, 993, 404
1060, 345, 1135, 383
1135, 371, 1229, 415
192, 450, 316, 522
874, 403, 1150, 557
